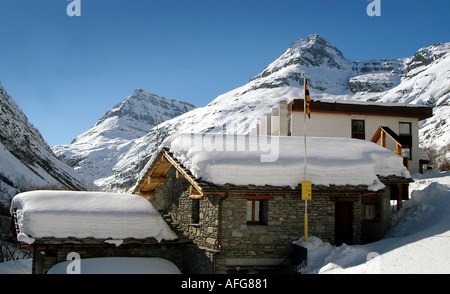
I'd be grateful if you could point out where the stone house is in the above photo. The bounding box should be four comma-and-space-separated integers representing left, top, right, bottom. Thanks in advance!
132, 133, 412, 274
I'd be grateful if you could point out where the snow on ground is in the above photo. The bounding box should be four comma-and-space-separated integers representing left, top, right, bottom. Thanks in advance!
295, 170, 450, 274
0, 258, 32, 274
9, 190, 178, 243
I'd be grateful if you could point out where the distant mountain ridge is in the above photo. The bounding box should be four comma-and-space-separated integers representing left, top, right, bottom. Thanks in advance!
72, 88, 196, 144
53, 34, 449, 192
52, 89, 196, 182
0, 83, 94, 206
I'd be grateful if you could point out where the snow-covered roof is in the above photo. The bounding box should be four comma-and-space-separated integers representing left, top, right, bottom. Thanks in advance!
138, 133, 411, 192
10, 190, 178, 244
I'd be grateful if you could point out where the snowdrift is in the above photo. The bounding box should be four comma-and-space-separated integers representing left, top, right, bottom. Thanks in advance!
295, 171, 450, 274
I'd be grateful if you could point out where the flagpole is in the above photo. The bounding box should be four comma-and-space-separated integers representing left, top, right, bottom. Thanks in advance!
304, 77, 308, 242
157, 111, 160, 149
304, 80, 307, 182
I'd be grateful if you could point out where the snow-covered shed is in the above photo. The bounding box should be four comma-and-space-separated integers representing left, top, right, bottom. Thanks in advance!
10, 190, 182, 274
132, 133, 412, 273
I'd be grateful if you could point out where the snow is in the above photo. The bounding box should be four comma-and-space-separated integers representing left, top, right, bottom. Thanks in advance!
52, 89, 195, 183
10, 190, 178, 242
295, 171, 450, 274
0, 258, 32, 274
0, 83, 94, 204
150, 133, 410, 191
47, 257, 181, 274
17, 232, 35, 245
2, 171, 449, 274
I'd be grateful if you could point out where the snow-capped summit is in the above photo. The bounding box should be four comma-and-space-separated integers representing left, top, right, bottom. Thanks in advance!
52, 89, 196, 183
72, 88, 196, 144
249, 34, 353, 93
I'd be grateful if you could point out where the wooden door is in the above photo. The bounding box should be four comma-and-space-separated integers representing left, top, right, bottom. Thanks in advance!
335, 202, 352, 245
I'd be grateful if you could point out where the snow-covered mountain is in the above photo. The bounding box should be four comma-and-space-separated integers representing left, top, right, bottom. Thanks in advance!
52, 89, 196, 182
0, 83, 94, 206
71, 88, 196, 144
54, 34, 449, 192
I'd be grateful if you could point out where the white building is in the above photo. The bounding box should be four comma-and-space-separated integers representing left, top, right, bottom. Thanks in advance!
249, 99, 433, 174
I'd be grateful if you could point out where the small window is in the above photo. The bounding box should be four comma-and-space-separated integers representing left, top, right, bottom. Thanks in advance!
399, 122, 412, 160
402, 148, 411, 159
191, 199, 200, 224
246, 200, 267, 225
362, 197, 380, 222
351, 120, 365, 140
399, 122, 411, 135
362, 205, 379, 221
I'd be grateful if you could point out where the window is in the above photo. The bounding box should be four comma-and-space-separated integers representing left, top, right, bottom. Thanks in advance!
399, 122, 411, 135
362, 197, 380, 222
399, 122, 412, 160
191, 199, 200, 224
401, 148, 411, 159
351, 120, 365, 140
246, 200, 267, 225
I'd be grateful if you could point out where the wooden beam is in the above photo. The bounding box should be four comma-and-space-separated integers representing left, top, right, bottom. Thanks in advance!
397, 184, 403, 210
241, 194, 274, 200
396, 143, 402, 156
381, 131, 386, 147
189, 185, 202, 198
163, 151, 203, 196
138, 191, 155, 198
176, 170, 185, 179
147, 176, 166, 184
371, 127, 382, 144
189, 194, 203, 199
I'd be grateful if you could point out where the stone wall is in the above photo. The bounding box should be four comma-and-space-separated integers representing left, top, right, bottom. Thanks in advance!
215, 192, 332, 273
34, 242, 185, 274
150, 167, 222, 273
143, 167, 368, 273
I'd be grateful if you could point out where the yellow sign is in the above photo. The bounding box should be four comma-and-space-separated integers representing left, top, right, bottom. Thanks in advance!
301, 181, 312, 200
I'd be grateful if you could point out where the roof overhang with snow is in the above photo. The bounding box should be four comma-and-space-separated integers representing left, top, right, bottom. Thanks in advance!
288, 99, 433, 121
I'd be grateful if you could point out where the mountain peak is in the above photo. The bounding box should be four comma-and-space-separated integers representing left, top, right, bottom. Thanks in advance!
248, 34, 350, 92
71, 89, 196, 143
291, 34, 325, 47
289, 34, 345, 60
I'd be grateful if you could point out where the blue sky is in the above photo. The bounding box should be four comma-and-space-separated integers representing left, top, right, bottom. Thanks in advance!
0, 0, 449, 146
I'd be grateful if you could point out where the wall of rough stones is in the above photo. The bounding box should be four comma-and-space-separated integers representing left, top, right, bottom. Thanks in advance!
150, 167, 366, 273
